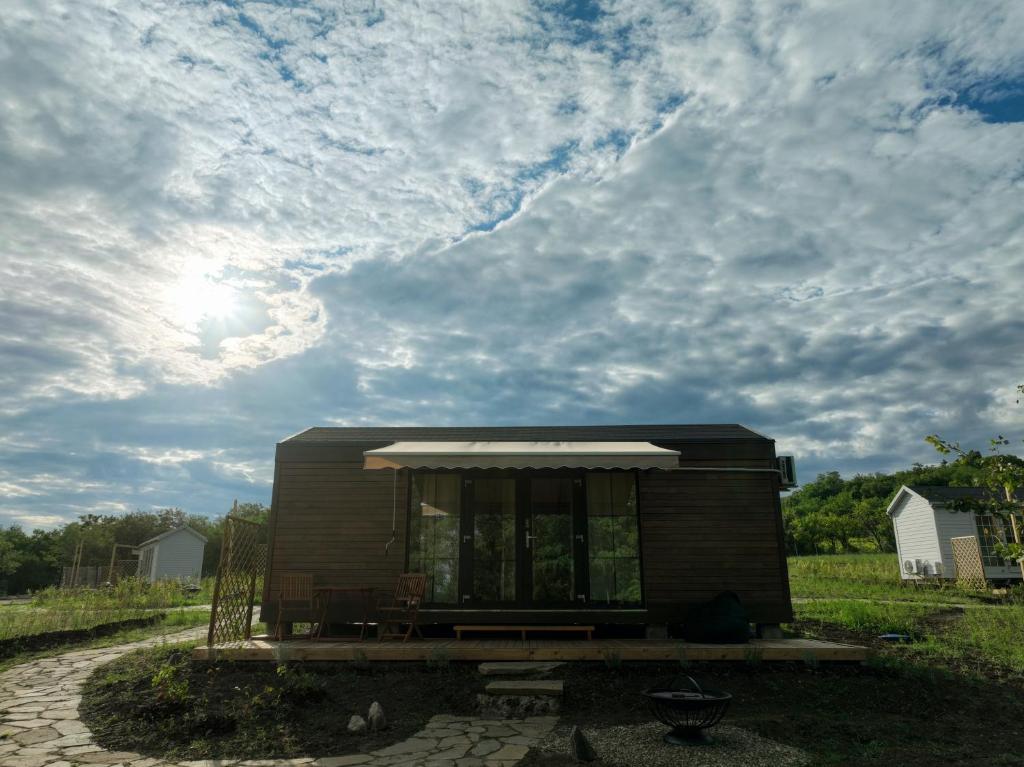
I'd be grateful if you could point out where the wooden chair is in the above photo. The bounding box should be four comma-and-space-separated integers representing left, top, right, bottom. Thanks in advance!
376, 573, 427, 642
274, 572, 317, 640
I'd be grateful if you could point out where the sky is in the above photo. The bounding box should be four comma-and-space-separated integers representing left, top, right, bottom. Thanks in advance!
1, 0, 1023, 529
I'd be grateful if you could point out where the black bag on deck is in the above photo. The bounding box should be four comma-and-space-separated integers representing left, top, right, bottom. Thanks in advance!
681, 591, 750, 643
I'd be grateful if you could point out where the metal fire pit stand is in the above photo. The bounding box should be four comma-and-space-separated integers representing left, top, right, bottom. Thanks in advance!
641, 675, 732, 745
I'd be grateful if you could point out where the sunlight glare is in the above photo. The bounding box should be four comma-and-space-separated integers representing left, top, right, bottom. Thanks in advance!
169, 270, 238, 327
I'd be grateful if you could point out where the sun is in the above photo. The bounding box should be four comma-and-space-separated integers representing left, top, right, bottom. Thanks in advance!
168, 270, 238, 327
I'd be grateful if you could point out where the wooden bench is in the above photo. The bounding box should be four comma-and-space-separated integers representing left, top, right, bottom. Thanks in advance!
454, 624, 595, 641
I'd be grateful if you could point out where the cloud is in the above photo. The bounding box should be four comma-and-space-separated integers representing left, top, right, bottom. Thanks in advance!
1, 0, 1023, 526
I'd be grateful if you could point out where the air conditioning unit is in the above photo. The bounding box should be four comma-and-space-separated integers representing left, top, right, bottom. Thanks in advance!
777, 455, 797, 488
903, 559, 918, 574
932, 561, 944, 576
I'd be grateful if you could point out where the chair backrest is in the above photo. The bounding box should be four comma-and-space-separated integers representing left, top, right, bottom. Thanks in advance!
395, 573, 427, 606
280, 572, 314, 602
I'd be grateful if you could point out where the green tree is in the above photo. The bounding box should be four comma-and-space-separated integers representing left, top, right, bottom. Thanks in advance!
926, 388, 1024, 577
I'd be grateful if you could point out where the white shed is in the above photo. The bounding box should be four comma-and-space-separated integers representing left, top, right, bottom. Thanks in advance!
887, 485, 1022, 582
134, 526, 207, 583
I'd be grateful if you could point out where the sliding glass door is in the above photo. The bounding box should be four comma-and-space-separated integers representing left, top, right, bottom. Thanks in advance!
464, 477, 517, 605
410, 471, 643, 609
524, 477, 579, 606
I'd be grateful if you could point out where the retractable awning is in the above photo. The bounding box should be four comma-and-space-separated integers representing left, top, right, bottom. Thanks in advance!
362, 441, 681, 470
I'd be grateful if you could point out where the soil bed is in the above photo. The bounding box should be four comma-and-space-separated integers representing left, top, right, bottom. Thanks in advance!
519, 661, 1024, 767
80, 645, 482, 760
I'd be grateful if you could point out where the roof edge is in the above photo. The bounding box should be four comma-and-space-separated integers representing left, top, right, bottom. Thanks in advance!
279, 423, 773, 445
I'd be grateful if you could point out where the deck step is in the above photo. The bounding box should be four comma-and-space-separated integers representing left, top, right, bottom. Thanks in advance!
484, 679, 564, 696
478, 661, 565, 676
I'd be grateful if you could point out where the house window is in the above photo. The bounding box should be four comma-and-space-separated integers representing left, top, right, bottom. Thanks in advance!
409, 474, 461, 603
975, 514, 1021, 567
586, 472, 642, 605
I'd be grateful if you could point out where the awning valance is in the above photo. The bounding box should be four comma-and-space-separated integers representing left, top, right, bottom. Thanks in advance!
362, 441, 681, 470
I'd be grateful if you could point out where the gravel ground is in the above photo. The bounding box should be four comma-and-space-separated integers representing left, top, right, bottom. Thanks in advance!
532, 721, 811, 767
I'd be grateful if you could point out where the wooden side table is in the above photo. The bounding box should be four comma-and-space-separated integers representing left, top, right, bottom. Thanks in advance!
313, 586, 375, 641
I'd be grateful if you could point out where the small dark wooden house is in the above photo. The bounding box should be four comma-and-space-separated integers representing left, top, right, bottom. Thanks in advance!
260, 425, 795, 635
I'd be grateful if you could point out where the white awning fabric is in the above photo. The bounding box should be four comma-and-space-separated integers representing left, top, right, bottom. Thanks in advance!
363, 441, 681, 470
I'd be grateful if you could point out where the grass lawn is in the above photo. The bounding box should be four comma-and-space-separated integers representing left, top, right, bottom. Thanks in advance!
787, 553, 997, 604
0, 579, 213, 642
0, 609, 210, 672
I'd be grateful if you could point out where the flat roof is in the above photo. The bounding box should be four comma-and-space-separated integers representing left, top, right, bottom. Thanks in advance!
282, 424, 771, 444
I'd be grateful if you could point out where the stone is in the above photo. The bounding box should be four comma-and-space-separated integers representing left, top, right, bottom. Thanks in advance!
63, 745, 103, 755
43, 708, 80, 720
8, 718, 53, 728
469, 741, 502, 757
367, 701, 386, 732
569, 725, 597, 762
179, 761, 239, 767
313, 756, 373, 767
372, 738, 437, 757
433, 744, 471, 760
482, 726, 515, 738
53, 719, 88, 736
0, 755, 51, 767
483, 680, 563, 696
476, 694, 560, 718
49, 733, 95, 748
346, 715, 367, 734
74, 751, 143, 763
477, 662, 564, 676
489, 745, 529, 761
12, 727, 59, 745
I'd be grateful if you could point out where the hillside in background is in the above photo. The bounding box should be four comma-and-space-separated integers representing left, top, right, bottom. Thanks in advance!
782, 454, 987, 555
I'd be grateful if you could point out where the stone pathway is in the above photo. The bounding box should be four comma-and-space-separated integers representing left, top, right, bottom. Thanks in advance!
0, 628, 556, 767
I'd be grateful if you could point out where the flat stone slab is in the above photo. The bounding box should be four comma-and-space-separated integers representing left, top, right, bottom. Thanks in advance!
484, 680, 563, 696
478, 662, 565, 676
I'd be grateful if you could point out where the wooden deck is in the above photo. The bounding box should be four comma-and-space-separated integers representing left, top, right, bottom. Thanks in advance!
193, 636, 867, 663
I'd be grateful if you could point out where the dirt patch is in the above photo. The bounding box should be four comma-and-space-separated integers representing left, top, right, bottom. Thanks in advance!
80, 645, 483, 760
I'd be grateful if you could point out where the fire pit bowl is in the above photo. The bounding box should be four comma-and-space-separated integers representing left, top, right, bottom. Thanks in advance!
641, 675, 732, 745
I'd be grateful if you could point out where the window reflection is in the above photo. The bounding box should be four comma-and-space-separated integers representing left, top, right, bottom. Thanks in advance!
473, 478, 516, 602
586, 472, 641, 605
410, 474, 460, 603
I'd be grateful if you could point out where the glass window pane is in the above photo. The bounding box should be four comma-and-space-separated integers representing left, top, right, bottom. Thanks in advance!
586, 472, 641, 606
585, 474, 613, 516
615, 558, 642, 602
589, 559, 615, 604
411, 473, 461, 604
611, 516, 638, 558
473, 478, 516, 602
611, 473, 637, 515
588, 517, 615, 559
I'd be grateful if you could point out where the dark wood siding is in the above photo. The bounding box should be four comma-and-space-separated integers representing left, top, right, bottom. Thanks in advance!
260, 455, 409, 624
638, 471, 793, 624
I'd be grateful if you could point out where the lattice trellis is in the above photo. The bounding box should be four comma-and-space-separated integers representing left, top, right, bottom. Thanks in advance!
950, 535, 987, 590
107, 559, 139, 583
208, 515, 267, 647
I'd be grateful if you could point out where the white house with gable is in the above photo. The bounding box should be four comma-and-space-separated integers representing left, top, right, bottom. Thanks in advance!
134, 526, 207, 583
887, 485, 1022, 582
